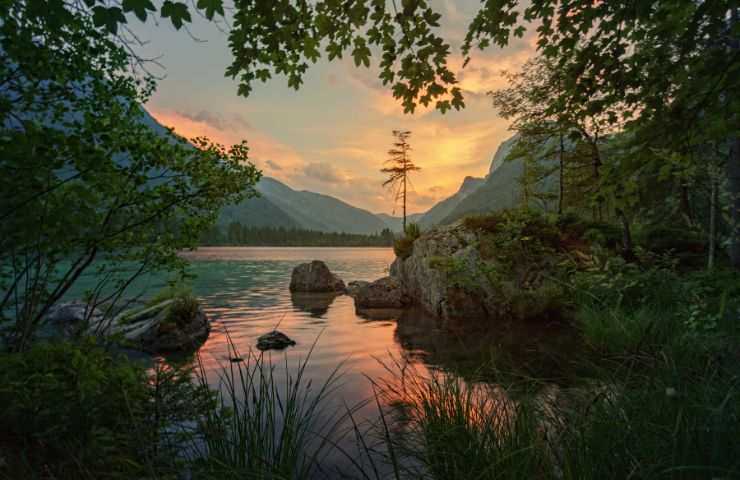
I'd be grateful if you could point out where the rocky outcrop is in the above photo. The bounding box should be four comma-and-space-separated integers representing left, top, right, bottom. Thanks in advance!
289, 261, 345, 293
392, 215, 574, 323
390, 224, 494, 321
354, 277, 409, 309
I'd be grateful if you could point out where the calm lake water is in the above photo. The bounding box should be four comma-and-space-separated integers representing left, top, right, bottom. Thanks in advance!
68, 246, 575, 477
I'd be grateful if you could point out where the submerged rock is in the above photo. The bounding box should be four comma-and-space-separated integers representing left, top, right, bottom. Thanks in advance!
289, 260, 345, 293
354, 276, 409, 309
256, 330, 296, 351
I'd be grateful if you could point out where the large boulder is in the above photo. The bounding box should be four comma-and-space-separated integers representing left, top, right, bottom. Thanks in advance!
289, 260, 345, 293
354, 277, 408, 309
40, 297, 210, 352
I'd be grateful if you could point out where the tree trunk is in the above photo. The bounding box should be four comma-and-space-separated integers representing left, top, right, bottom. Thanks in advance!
727, 8, 740, 269
559, 132, 565, 214
708, 172, 718, 270
617, 208, 634, 261
679, 184, 693, 225
728, 136, 740, 269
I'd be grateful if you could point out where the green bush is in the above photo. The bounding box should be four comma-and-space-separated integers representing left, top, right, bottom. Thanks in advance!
0, 340, 215, 479
637, 225, 704, 263
0, 341, 151, 478
394, 222, 422, 259
166, 294, 200, 328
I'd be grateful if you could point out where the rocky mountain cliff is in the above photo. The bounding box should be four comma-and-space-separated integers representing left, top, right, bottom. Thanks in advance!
418, 176, 485, 228
419, 132, 560, 227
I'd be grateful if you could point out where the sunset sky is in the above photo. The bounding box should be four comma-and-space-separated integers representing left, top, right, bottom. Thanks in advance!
132, 1, 537, 214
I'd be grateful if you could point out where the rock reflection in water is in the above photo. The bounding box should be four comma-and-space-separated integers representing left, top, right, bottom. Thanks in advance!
394, 307, 578, 382
289, 292, 341, 318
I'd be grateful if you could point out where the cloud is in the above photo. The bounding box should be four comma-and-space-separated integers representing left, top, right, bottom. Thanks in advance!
175, 109, 252, 131
265, 159, 282, 171
147, 108, 307, 175
303, 162, 345, 183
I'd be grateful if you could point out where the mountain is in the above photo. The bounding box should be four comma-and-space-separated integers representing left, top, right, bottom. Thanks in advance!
414, 133, 560, 228
376, 213, 425, 232
219, 177, 390, 235
418, 176, 485, 228
440, 133, 559, 224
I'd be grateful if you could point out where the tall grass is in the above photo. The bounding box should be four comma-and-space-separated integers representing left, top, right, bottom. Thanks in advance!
349, 354, 740, 480
187, 338, 350, 479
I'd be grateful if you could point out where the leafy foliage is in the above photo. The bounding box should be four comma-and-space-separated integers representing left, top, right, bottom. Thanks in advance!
0, 2, 261, 349
0, 340, 215, 479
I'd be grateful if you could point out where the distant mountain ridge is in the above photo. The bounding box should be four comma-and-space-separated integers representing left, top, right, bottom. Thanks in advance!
218, 177, 390, 235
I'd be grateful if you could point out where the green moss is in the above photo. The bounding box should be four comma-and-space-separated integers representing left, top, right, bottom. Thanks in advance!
147, 283, 193, 307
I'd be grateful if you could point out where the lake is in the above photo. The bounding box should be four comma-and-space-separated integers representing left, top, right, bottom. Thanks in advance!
71, 246, 575, 477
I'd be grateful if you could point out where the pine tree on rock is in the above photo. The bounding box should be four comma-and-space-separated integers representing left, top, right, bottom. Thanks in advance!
381, 130, 420, 232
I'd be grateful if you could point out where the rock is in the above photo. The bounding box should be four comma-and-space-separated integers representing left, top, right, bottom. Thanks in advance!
147, 305, 210, 352
355, 308, 403, 321
40, 302, 105, 339
289, 260, 346, 293
256, 330, 296, 351
96, 300, 174, 342
391, 224, 492, 321
355, 276, 408, 309
346, 280, 370, 297
101, 299, 209, 353
39, 297, 210, 353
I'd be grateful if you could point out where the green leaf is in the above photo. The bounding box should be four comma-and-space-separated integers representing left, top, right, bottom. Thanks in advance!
122, 0, 155, 22
92, 6, 126, 34
196, 0, 224, 20
161, 1, 191, 30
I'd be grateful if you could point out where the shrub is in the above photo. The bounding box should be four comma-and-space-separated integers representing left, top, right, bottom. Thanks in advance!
0, 341, 153, 478
394, 222, 422, 259
637, 225, 704, 264
166, 294, 200, 328
0, 340, 218, 479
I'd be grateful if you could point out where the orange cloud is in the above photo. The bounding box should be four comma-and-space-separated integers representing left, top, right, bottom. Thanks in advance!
147, 107, 307, 176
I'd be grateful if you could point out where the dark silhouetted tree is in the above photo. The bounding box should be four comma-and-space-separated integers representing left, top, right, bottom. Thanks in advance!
381, 130, 420, 232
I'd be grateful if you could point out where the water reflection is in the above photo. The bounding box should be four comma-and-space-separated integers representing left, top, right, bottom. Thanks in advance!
290, 292, 341, 318
160, 247, 576, 477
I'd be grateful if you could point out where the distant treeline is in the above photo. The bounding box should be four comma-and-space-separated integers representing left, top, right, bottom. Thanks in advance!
201, 222, 395, 247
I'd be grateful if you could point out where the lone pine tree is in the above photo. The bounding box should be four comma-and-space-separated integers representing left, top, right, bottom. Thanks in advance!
381, 130, 420, 232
